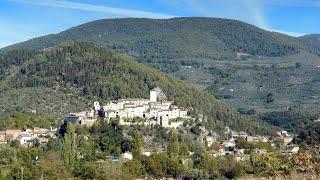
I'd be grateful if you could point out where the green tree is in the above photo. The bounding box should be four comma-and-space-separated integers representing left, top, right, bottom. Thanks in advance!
39, 151, 71, 179
195, 153, 218, 174
143, 153, 168, 178
122, 159, 144, 177
132, 131, 143, 157
266, 92, 275, 103
61, 123, 77, 171
218, 155, 245, 179
78, 136, 95, 161
0, 146, 17, 166
235, 137, 254, 151
250, 152, 282, 177
167, 156, 185, 178
167, 132, 180, 157
179, 144, 189, 157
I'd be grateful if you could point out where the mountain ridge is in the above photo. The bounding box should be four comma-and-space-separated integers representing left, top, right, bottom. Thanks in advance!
299, 34, 320, 49
1, 17, 319, 133
2, 17, 319, 60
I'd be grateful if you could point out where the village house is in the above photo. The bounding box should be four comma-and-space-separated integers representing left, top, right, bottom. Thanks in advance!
17, 134, 33, 147
66, 109, 98, 127
276, 130, 293, 145
208, 147, 251, 160
205, 136, 217, 147
219, 148, 234, 156
220, 139, 236, 149
25, 127, 57, 138
282, 144, 300, 155
2, 129, 22, 141
0, 131, 6, 146
0, 127, 57, 147
229, 128, 270, 144
234, 148, 246, 155
0, 129, 23, 146
246, 135, 269, 143
231, 131, 248, 139
121, 152, 133, 161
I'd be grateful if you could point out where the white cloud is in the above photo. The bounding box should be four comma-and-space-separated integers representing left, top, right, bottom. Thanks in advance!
160, 0, 270, 28
268, 29, 305, 37
243, 0, 269, 29
160, 0, 306, 37
11, 0, 175, 19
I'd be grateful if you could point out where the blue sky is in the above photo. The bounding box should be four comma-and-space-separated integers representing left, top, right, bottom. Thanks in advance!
0, 0, 320, 48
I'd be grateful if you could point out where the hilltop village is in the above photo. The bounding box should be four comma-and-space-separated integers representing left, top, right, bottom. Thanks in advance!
0, 88, 313, 179
66, 89, 190, 128
60, 88, 299, 161
1, 88, 298, 157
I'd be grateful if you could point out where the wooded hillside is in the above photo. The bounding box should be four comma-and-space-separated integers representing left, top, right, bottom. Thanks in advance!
0, 41, 276, 135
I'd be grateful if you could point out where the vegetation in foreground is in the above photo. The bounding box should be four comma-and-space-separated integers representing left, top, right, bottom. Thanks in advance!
1, 120, 320, 179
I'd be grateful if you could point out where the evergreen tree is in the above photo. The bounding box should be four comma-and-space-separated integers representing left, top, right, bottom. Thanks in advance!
167, 132, 180, 157
59, 120, 68, 137
132, 131, 143, 157
62, 123, 77, 171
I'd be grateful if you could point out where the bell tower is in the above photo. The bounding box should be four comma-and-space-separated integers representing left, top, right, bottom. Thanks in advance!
150, 89, 157, 102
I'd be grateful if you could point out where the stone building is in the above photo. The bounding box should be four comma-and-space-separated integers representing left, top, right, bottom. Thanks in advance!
102, 89, 189, 128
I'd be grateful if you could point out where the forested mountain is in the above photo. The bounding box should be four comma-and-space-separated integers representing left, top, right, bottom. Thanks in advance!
260, 110, 316, 134
299, 34, 320, 49
1, 17, 319, 134
2, 17, 319, 61
0, 41, 276, 135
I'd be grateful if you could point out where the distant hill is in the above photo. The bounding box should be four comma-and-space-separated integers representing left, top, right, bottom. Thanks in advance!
0, 41, 276, 135
204, 51, 320, 115
299, 34, 320, 49
2, 17, 319, 61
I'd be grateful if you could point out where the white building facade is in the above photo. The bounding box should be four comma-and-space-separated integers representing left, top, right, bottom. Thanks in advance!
101, 89, 190, 128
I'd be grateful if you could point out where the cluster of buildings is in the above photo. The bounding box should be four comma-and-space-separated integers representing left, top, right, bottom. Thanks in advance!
66, 110, 98, 127
276, 130, 294, 145
66, 89, 190, 128
0, 127, 57, 147
108, 129, 300, 164
202, 128, 299, 162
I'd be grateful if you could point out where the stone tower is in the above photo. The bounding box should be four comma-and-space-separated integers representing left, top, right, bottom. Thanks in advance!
150, 89, 157, 102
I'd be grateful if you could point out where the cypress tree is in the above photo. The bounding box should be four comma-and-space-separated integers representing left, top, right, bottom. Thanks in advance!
167, 132, 180, 158
62, 123, 77, 171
